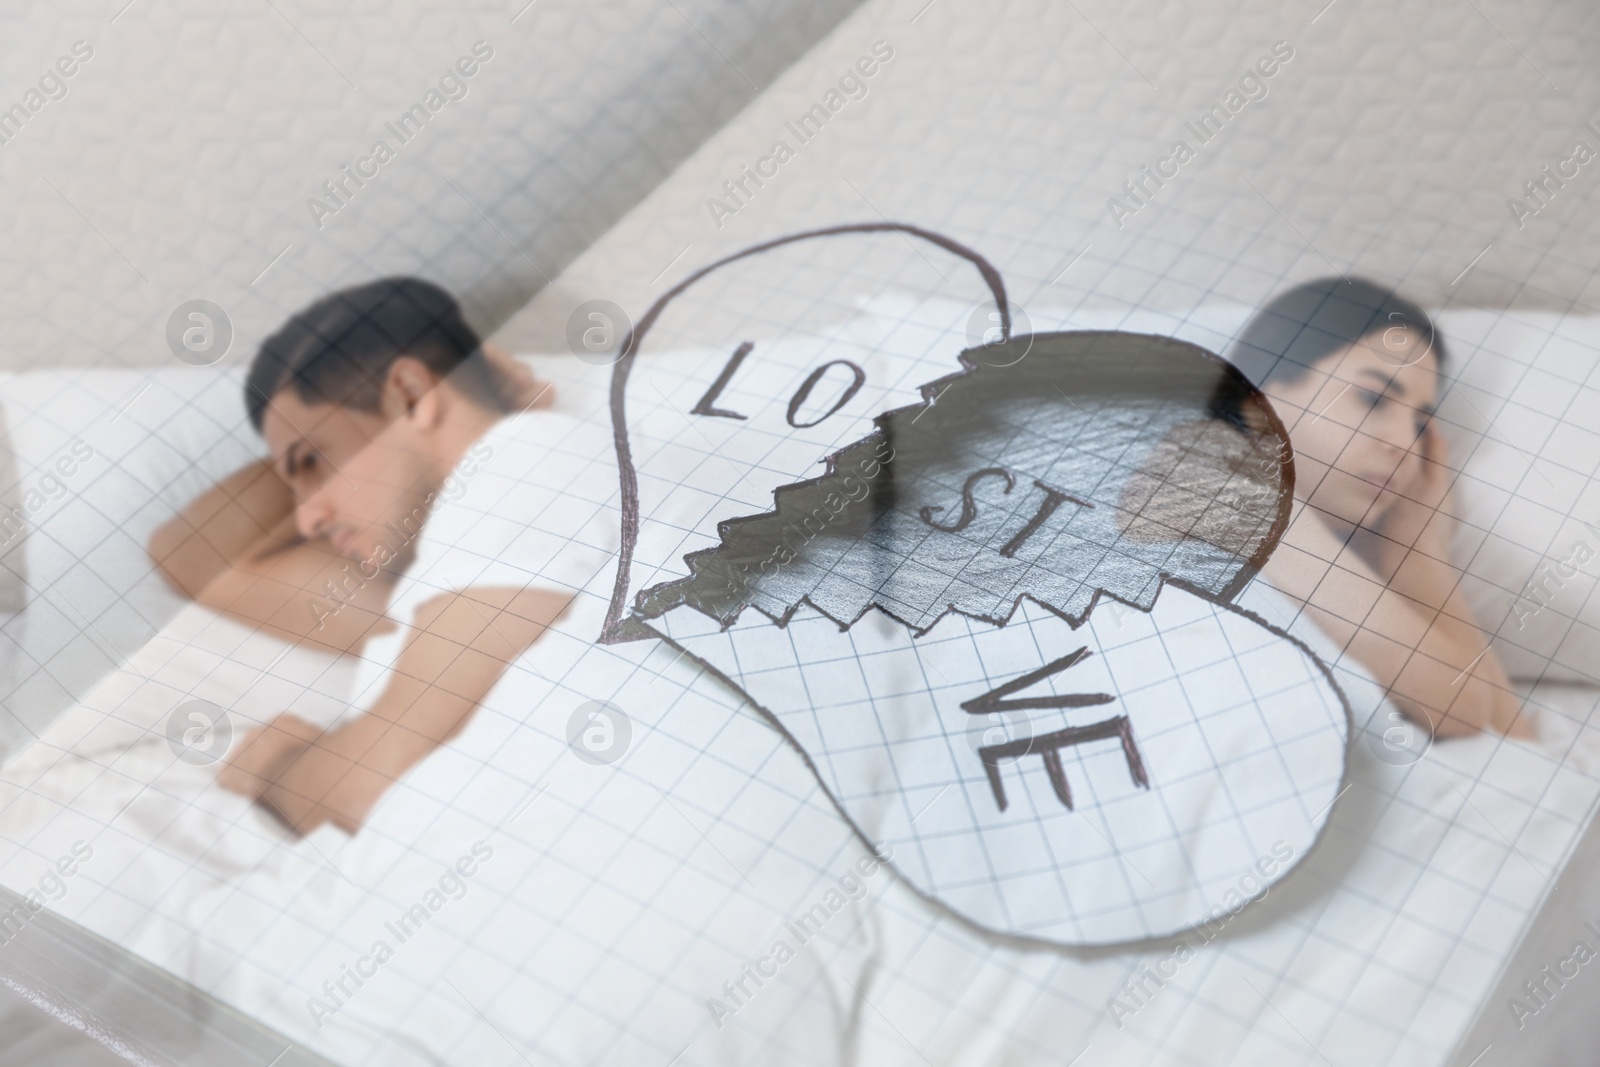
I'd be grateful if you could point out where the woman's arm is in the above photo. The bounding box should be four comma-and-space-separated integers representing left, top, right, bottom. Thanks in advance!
1265, 425, 1530, 738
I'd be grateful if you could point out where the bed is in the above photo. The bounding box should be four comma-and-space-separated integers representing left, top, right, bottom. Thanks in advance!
0, 329, 1595, 1067
2, 0, 1599, 1063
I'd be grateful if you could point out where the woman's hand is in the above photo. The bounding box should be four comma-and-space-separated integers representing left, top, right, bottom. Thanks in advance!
1266, 488, 1533, 741
1368, 419, 1452, 564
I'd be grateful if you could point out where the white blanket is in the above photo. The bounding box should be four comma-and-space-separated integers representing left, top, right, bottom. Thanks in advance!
3, 579, 1595, 1066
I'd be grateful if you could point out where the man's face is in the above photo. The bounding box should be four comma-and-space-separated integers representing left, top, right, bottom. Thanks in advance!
260, 388, 438, 565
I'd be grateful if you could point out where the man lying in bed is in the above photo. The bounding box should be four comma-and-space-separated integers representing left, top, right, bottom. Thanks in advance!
150, 276, 599, 835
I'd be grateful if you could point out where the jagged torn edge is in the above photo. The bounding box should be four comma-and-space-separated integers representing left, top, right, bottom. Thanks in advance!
628, 338, 1288, 640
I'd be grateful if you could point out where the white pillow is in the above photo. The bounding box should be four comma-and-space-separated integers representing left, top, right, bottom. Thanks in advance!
1434, 310, 1600, 685
0, 368, 265, 758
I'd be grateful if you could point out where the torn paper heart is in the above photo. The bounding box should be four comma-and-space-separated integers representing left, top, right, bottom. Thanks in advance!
603, 225, 1351, 946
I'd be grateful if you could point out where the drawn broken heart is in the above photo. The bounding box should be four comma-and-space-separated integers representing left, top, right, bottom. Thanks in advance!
601, 224, 1350, 946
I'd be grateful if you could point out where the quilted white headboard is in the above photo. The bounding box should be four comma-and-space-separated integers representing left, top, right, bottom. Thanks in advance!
0, 0, 863, 374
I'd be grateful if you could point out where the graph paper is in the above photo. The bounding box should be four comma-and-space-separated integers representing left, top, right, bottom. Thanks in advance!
1, 0, 1599, 1064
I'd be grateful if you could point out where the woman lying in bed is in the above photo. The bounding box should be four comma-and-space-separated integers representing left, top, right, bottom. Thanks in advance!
1230, 277, 1530, 739
150, 277, 571, 835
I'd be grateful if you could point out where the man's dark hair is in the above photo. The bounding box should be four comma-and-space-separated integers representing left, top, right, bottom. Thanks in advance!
246, 276, 508, 432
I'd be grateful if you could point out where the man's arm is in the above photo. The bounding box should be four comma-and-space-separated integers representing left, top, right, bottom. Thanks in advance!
149, 459, 397, 653
149, 458, 297, 597
217, 584, 571, 834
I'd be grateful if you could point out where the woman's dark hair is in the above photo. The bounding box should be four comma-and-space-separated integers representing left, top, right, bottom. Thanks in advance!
1210, 275, 1448, 429
246, 276, 508, 432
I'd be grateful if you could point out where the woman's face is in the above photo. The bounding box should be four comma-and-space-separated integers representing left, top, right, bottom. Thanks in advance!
1262, 326, 1440, 528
